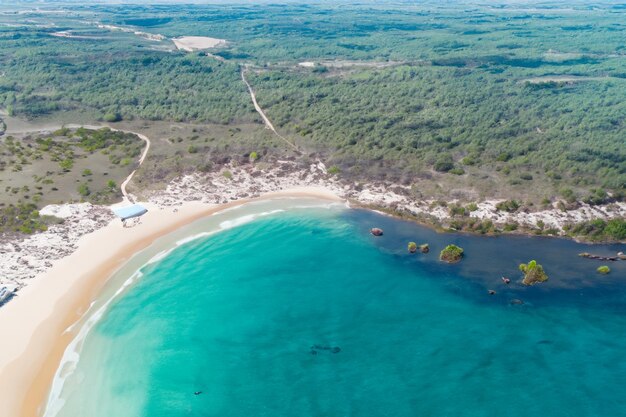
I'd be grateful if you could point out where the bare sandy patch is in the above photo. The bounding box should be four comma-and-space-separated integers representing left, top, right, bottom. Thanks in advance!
172, 36, 227, 51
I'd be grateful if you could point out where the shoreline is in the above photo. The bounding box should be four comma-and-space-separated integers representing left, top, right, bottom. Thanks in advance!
0, 188, 342, 417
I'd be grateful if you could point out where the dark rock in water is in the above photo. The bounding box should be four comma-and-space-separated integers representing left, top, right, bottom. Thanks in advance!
510, 299, 524, 305
488, 290, 496, 295
618, 252, 626, 260
537, 340, 552, 345
311, 344, 341, 354
371, 228, 384, 236
419, 243, 430, 253
194, 391, 203, 396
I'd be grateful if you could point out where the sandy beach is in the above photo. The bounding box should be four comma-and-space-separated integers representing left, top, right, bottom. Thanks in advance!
0, 187, 341, 417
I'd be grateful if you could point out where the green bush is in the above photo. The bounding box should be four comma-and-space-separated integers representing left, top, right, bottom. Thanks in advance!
328, 166, 341, 175
597, 265, 610, 274
103, 112, 122, 122
519, 260, 548, 285
496, 200, 520, 213
77, 183, 91, 197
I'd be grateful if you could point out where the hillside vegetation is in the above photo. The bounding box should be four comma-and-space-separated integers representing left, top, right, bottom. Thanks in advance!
0, 1, 624, 206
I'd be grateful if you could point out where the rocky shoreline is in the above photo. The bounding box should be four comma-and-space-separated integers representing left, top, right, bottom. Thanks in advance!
1, 161, 624, 296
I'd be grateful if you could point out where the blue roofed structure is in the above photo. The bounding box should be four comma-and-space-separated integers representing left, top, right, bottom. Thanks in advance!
112, 204, 148, 221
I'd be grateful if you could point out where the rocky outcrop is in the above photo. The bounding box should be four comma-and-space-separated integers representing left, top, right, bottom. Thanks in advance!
370, 228, 383, 236
439, 244, 464, 263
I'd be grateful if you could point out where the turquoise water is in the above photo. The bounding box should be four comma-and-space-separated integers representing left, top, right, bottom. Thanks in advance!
48, 201, 626, 417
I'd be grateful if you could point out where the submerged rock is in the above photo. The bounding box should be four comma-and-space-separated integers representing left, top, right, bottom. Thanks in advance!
371, 228, 384, 236
510, 299, 525, 305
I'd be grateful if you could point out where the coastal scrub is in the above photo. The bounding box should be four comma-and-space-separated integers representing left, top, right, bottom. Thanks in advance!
597, 266, 610, 274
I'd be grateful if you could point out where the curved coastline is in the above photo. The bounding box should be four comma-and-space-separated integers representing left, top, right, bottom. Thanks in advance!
0, 188, 343, 417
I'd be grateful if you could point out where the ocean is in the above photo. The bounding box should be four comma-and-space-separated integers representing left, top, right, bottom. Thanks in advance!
45, 198, 626, 417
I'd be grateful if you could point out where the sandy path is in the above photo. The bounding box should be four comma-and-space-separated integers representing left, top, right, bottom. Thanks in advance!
119, 132, 150, 203
240, 67, 299, 151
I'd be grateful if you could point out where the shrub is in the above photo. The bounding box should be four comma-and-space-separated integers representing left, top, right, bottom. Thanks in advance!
328, 166, 340, 175
519, 260, 548, 285
496, 200, 520, 213
188, 145, 198, 154
449, 167, 465, 175
408, 242, 417, 253
449, 205, 467, 216
82, 169, 92, 176
466, 203, 478, 212
222, 170, 233, 180
59, 159, 73, 172
77, 183, 90, 196
597, 265, 610, 274
249, 151, 259, 162
103, 112, 122, 122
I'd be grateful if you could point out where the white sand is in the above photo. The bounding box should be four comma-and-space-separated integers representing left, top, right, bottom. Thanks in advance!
172, 36, 227, 51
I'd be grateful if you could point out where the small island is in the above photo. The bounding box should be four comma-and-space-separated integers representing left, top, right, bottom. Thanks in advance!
439, 244, 464, 263
519, 260, 549, 285
408, 242, 417, 253
597, 265, 611, 274
419, 243, 429, 253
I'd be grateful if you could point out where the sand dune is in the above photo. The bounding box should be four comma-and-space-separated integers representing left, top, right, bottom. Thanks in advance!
172, 36, 227, 51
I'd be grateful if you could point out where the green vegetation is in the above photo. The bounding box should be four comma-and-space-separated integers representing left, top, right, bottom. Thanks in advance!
519, 260, 549, 285
0, 203, 61, 235
0, 2, 622, 205
77, 183, 91, 197
496, 200, 521, 213
439, 244, 464, 263
597, 265, 611, 275
564, 219, 626, 242
249, 151, 259, 162
327, 166, 341, 175
419, 243, 429, 253
408, 242, 417, 253
0, 128, 144, 236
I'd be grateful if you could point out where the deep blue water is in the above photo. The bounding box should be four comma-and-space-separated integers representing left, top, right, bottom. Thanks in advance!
49, 204, 626, 417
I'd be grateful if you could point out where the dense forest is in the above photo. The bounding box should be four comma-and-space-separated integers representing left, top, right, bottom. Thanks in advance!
0, 1, 624, 207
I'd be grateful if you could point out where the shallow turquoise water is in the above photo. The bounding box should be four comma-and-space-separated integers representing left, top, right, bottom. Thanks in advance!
49, 204, 626, 417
